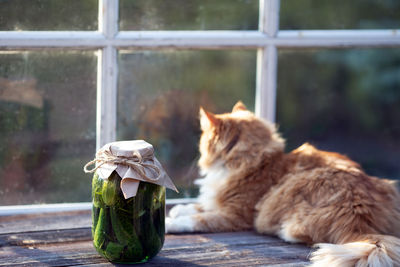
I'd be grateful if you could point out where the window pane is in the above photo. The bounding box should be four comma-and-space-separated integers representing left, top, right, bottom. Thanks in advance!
0, 51, 97, 205
0, 0, 98, 31
119, 0, 258, 30
118, 50, 256, 198
277, 48, 400, 180
280, 0, 400, 30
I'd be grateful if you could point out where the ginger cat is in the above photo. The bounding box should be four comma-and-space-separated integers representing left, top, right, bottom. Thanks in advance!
166, 101, 400, 267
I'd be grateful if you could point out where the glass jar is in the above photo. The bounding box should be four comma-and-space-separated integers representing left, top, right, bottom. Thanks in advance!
91, 171, 165, 263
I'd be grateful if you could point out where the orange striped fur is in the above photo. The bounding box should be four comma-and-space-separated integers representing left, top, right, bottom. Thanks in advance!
166, 102, 400, 266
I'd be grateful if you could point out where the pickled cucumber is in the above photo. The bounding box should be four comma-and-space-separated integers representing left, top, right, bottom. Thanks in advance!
104, 241, 125, 261
137, 183, 163, 258
110, 206, 143, 259
91, 205, 100, 236
91, 171, 165, 263
92, 173, 104, 208
101, 173, 119, 206
93, 208, 108, 249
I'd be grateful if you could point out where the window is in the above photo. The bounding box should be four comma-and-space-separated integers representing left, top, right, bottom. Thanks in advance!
0, 0, 399, 209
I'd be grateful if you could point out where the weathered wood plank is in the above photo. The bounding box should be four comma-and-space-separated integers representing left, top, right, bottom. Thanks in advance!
0, 210, 91, 234
0, 227, 91, 247
0, 231, 311, 266
0, 205, 179, 234
0, 211, 312, 266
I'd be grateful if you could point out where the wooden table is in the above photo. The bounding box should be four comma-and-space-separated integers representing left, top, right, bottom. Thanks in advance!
0, 210, 311, 266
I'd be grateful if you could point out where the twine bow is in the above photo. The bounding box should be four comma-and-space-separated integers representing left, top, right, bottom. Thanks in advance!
83, 148, 161, 183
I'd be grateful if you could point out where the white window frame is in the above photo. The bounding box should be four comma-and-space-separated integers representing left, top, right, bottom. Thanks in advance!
0, 0, 399, 214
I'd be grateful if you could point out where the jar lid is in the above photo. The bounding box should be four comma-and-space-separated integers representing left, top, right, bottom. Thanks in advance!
84, 140, 178, 199
109, 140, 154, 158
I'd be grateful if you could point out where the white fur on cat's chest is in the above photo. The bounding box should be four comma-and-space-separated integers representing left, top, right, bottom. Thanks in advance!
195, 164, 230, 211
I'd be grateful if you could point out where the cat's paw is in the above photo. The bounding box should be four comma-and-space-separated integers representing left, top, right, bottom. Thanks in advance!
169, 204, 199, 218
165, 216, 196, 233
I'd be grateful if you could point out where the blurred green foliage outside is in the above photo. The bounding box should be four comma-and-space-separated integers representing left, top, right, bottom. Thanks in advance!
0, 0, 97, 30
277, 49, 400, 179
119, 0, 258, 30
0, 52, 96, 205
280, 0, 400, 29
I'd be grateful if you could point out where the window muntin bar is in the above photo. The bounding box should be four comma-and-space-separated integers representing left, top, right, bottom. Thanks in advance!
1, 30, 399, 49
97, 0, 119, 149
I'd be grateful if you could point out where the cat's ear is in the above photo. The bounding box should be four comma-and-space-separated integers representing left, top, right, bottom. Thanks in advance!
232, 101, 247, 112
200, 107, 220, 130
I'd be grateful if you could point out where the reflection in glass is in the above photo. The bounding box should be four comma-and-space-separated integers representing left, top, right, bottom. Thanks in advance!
119, 0, 258, 30
280, 0, 400, 30
0, 51, 97, 205
118, 50, 256, 198
0, 0, 98, 31
277, 48, 400, 179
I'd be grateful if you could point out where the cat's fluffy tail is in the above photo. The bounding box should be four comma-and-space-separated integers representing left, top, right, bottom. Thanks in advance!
310, 235, 400, 267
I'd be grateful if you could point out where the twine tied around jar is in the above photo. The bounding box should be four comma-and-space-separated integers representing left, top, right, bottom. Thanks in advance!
83, 148, 161, 183
83, 140, 177, 198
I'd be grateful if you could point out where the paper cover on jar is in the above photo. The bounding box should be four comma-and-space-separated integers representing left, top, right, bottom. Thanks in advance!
84, 140, 178, 199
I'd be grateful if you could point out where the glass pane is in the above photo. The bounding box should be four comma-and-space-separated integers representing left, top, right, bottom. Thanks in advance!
277, 48, 400, 180
119, 0, 258, 30
280, 0, 400, 30
0, 0, 98, 31
118, 50, 256, 198
0, 51, 97, 205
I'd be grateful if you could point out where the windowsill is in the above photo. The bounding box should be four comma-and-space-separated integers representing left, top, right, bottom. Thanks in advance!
0, 207, 311, 266
0, 198, 198, 216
